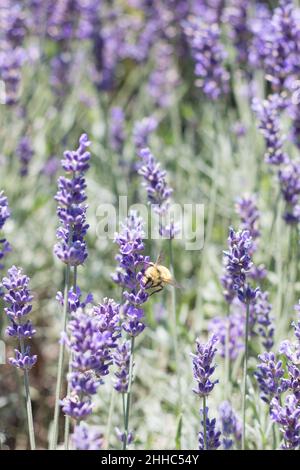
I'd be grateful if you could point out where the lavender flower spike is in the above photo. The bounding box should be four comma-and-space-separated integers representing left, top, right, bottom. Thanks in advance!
54, 133, 91, 266
254, 352, 288, 405
191, 335, 219, 397
271, 395, 300, 450
133, 116, 157, 151
218, 401, 242, 450
198, 408, 221, 451
72, 423, 103, 450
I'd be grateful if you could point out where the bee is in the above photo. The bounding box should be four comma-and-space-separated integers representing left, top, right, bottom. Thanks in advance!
142, 254, 180, 296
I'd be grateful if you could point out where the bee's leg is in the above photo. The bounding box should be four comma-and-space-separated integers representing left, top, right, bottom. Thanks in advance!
149, 284, 164, 296
144, 276, 153, 288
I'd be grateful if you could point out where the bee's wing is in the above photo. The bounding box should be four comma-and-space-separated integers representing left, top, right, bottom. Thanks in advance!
164, 278, 182, 289
155, 251, 165, 265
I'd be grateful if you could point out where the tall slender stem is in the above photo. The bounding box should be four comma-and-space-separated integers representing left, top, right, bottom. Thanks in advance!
105, 388, 116, 450
123, 336, 135, 450
64, 266, 77, 450
242, 301, 250, 450
19, 338, 36, 450
51, 264, 71, 450
224, 305, 231, 400
169, 239, 182, 409
203, 396, 207, 450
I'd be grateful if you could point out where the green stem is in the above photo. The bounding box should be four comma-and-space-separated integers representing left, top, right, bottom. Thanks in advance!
123, 336, 135, 451
50, 264, 71, 450
203, 396, 207, 450
64, 266, 77, 450
169, 239, 182, 410
104, 388, 116, 450
19, 338, 36, 450
242, 301, 250, 450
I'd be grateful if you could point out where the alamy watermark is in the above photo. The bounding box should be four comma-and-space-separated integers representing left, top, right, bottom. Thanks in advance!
95, 197, 205, 251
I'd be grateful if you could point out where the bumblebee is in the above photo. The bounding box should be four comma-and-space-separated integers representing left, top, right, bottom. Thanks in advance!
142, 254, 180, 295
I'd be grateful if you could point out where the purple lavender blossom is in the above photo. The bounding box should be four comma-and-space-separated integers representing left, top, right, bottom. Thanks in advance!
54, 133, 91, 266
0, 191, 11, 272
254, 291, 274, 351
50, 52, 72, 97
115, 427, 134, 446
208, 312, 244, 361
113, 341, 131, 393
278, 159, 300, 224
224, 0, 251, 66
270, 395, 300, 450
235, 195, 260, 248
93, 298, 121, 342
16, 136, 34, 177
72, 423, 103, 450
255, 352, 288, 404
218, 401, 242, 450
133, 117, 157, 151
1, 266, 37, 370
253, 94, 288, 166
223, 228, 257, 304
62, 294, 119, 420
191, 0, 225, 25
191, 335, 219, 397
198, 408, 221, 451
0, 47, 26, 106
109, 107, 125, 154
112, 212, 149, 337
183, 17, 229, 100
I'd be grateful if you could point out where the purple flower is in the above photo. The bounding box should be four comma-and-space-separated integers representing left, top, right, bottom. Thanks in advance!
235, 195, 260, 250
54, 133, 91, 266
50, 52, 72, 97
191, 335, 219, 397
253, 94, 288, 166
198, 408, 221, 451
1, 266, 37, 370
0, 47, 26, 106
271, 395, 300, 450
115, 427, 134, 446
224, 0, 251, 66
16, 136, 34, 177
56, 286, 93, 313
255, 352, 288, 404
113, 340, 131, 393
133, 116, 157, 151
218, 401, 242, 450
254, 291, 274, 351
183, 17, 229, 100
72, 423, 103, 450
278, 159, 300, 224
223, 228, 257, 304
112, 212, 148, 337
208, 311, 244, 361
93, 298, 121, 341
109, 107, 125, 154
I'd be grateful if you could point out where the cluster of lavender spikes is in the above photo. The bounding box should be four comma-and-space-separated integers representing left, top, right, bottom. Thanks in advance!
2, 266, 37, 369
62, 294, 120, 420
54, 133, 91, 266
183, 17, 229, 100
256, 305, 300, 449
0, 191, 11, 273
112, 212, 149, 337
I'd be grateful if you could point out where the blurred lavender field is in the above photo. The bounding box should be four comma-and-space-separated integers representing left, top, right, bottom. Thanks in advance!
0, 0, 300, 451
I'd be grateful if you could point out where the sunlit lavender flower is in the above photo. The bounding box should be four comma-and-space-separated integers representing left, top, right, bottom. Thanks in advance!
109, 107, 125, 154
198, 409, 221, 450
191, 335, 219, 397
2, 266, 37, 369
183, 17, 229, 100
54, 133, 91, 266
271, 395, 300, 449
133, 116, 157, 151
191, 0, 225, 25
209, 312, 244, 361
112, 212, 149, 337
223, 228, 257, 304
218, 401, 242, 450
72, 423, 103, 450
254, 291, 274, 351
255, 352, 288, 404
113, 341, 131, 393
0, 191, 11, 272
252, 94, 288, 166
16, 136, 34, 177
